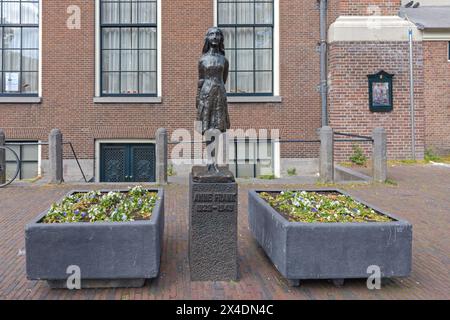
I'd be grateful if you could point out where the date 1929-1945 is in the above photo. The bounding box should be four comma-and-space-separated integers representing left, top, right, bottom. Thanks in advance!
176, 304, 274, 317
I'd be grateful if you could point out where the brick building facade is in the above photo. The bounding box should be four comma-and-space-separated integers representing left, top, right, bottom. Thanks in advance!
0, 1, 449, 182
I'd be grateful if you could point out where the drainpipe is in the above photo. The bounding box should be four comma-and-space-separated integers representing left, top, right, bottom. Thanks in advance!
319, 0, 328, 127
408, 28, 416, 160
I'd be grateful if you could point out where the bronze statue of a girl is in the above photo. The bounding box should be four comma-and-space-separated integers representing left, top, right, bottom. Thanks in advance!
196, 27, 231, 173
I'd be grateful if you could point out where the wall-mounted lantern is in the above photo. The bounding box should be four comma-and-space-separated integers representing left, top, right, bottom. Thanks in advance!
368, 70, 394, 112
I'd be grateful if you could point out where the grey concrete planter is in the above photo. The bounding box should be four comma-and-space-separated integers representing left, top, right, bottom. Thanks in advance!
248, 189, 412, 286
25, 188, 164, 289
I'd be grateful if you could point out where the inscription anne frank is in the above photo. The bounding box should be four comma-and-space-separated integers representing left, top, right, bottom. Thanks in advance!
194, 193, 236, 213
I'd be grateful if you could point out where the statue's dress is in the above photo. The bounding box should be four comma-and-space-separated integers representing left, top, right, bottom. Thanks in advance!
197, 53, 230, 134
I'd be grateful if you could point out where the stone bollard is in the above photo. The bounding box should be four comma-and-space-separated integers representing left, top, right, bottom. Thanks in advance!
49, 129, 63, 184
319, 126, 334, 183
156, 128, 168, 185
372, 127, 387, 183
0, 129, 5, 184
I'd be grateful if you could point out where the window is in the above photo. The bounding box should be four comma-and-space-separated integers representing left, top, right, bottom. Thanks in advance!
217, 0, 274, 96
0, 0, 39, 95
100, 0, 157, 96
229, 139, 274, 178
5, 141, 39, 180
448, 41, 450, 61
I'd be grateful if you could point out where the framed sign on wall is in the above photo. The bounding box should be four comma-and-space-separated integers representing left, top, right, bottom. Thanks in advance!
368, 70, 394, 112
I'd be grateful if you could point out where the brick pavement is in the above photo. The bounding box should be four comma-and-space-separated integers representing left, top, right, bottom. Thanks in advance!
0, 165, 449, 300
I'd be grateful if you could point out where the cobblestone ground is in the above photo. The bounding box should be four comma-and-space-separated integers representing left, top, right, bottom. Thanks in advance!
0, 165, 449, 300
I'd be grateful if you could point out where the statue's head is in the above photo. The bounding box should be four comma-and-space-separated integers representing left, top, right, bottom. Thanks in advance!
202, 27, 225, 56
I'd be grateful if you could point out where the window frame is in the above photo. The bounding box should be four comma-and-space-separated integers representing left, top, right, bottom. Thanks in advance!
99, 0, 158, 97
217, 0, 275, 97
5, 140, 39, 180
0, 0, 40, 97
229, 137, 274, 178
448, 41, 450, 62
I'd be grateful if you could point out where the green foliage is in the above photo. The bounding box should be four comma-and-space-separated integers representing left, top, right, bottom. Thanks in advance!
424, 148, 442, 163
260, 191, 392, 223
43, 186, 158, 224
258, 174, 275, 180
167, 164, 176, 177
287, 168, 297, 176
385, 178, 398, 186
349, 144, 368, 166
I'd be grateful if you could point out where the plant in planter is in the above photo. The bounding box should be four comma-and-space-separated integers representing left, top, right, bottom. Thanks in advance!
248, 189, 412, 287
26, 186, 164, 289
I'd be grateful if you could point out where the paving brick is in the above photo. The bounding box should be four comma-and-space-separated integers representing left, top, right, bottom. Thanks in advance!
0, 165, 449, 299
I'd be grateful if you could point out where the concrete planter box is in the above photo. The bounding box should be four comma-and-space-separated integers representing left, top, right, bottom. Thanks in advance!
248, 189, 412, 286
25, 188, 164, 289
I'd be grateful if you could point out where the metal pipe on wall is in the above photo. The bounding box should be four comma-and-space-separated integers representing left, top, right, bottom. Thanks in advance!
319, 0, 328, 127
408, 28, 416, 160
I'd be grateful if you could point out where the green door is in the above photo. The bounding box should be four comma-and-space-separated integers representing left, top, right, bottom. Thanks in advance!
100, 143, 156, 182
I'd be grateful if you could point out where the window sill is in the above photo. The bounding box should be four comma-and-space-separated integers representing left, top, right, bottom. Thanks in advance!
228, 96, 282, 104
93, 96, 162, 104
0, 96, 42, 104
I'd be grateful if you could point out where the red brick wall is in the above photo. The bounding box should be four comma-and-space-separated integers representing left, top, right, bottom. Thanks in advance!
0, 0, 323, 161
423, 41, 450, 155
337, 0, 401, 15
328, 41, 425, 161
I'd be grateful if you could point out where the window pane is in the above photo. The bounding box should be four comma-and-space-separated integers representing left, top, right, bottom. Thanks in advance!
255, 2, 273, 24
120, 2, 132, 23
102, 2, 119, 24
22, 72, 38, 93
255, 71, 272, 93
102, 50, 120, 71
255, 49, 271, 70
21, 2, 39, 24
236, 28, 253, 48
21, 162, 38, 180
225, 49, 235, 71
3, 27, 21, 48
222, 28, 235, 49
139, 28, 156, 49
138, 2, 157, 24
236, 50, 253, 71
139, 50, 156, 71
22, 144, 39, 161
120, 72, 138, 94
236, 2, 254, 24
4, 50, 21, 70
22, 28, 39, 49
102, 28, 120, 49
121, 28, 138, 49
4, 72, 20, 92
22, 50, 39, 71
2, 2, 20, 24
236, 72, 254, 93
102, 72, 120, 94
255, 27, 272, 48
5, 145, 19, 161
226, 71, 236, 93
218, 3, 236, 24
121, 50, 138, 71
139, 71, 156, 94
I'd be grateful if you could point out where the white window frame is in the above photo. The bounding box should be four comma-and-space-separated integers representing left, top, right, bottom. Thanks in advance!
0, 0, 42, 103
213, 0, 281, 103
94, 0, 162, 103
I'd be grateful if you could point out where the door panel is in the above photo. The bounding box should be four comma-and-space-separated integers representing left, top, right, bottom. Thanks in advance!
100, 143, 156, 183
100, 144, 127, 182
131, 144, 156, 182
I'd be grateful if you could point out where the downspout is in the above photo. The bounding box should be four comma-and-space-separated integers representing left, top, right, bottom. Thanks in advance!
319, 0, 328, 126
408, 28, 416, 160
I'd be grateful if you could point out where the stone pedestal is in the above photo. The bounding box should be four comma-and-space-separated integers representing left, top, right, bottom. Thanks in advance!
189, 166, 238, 281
